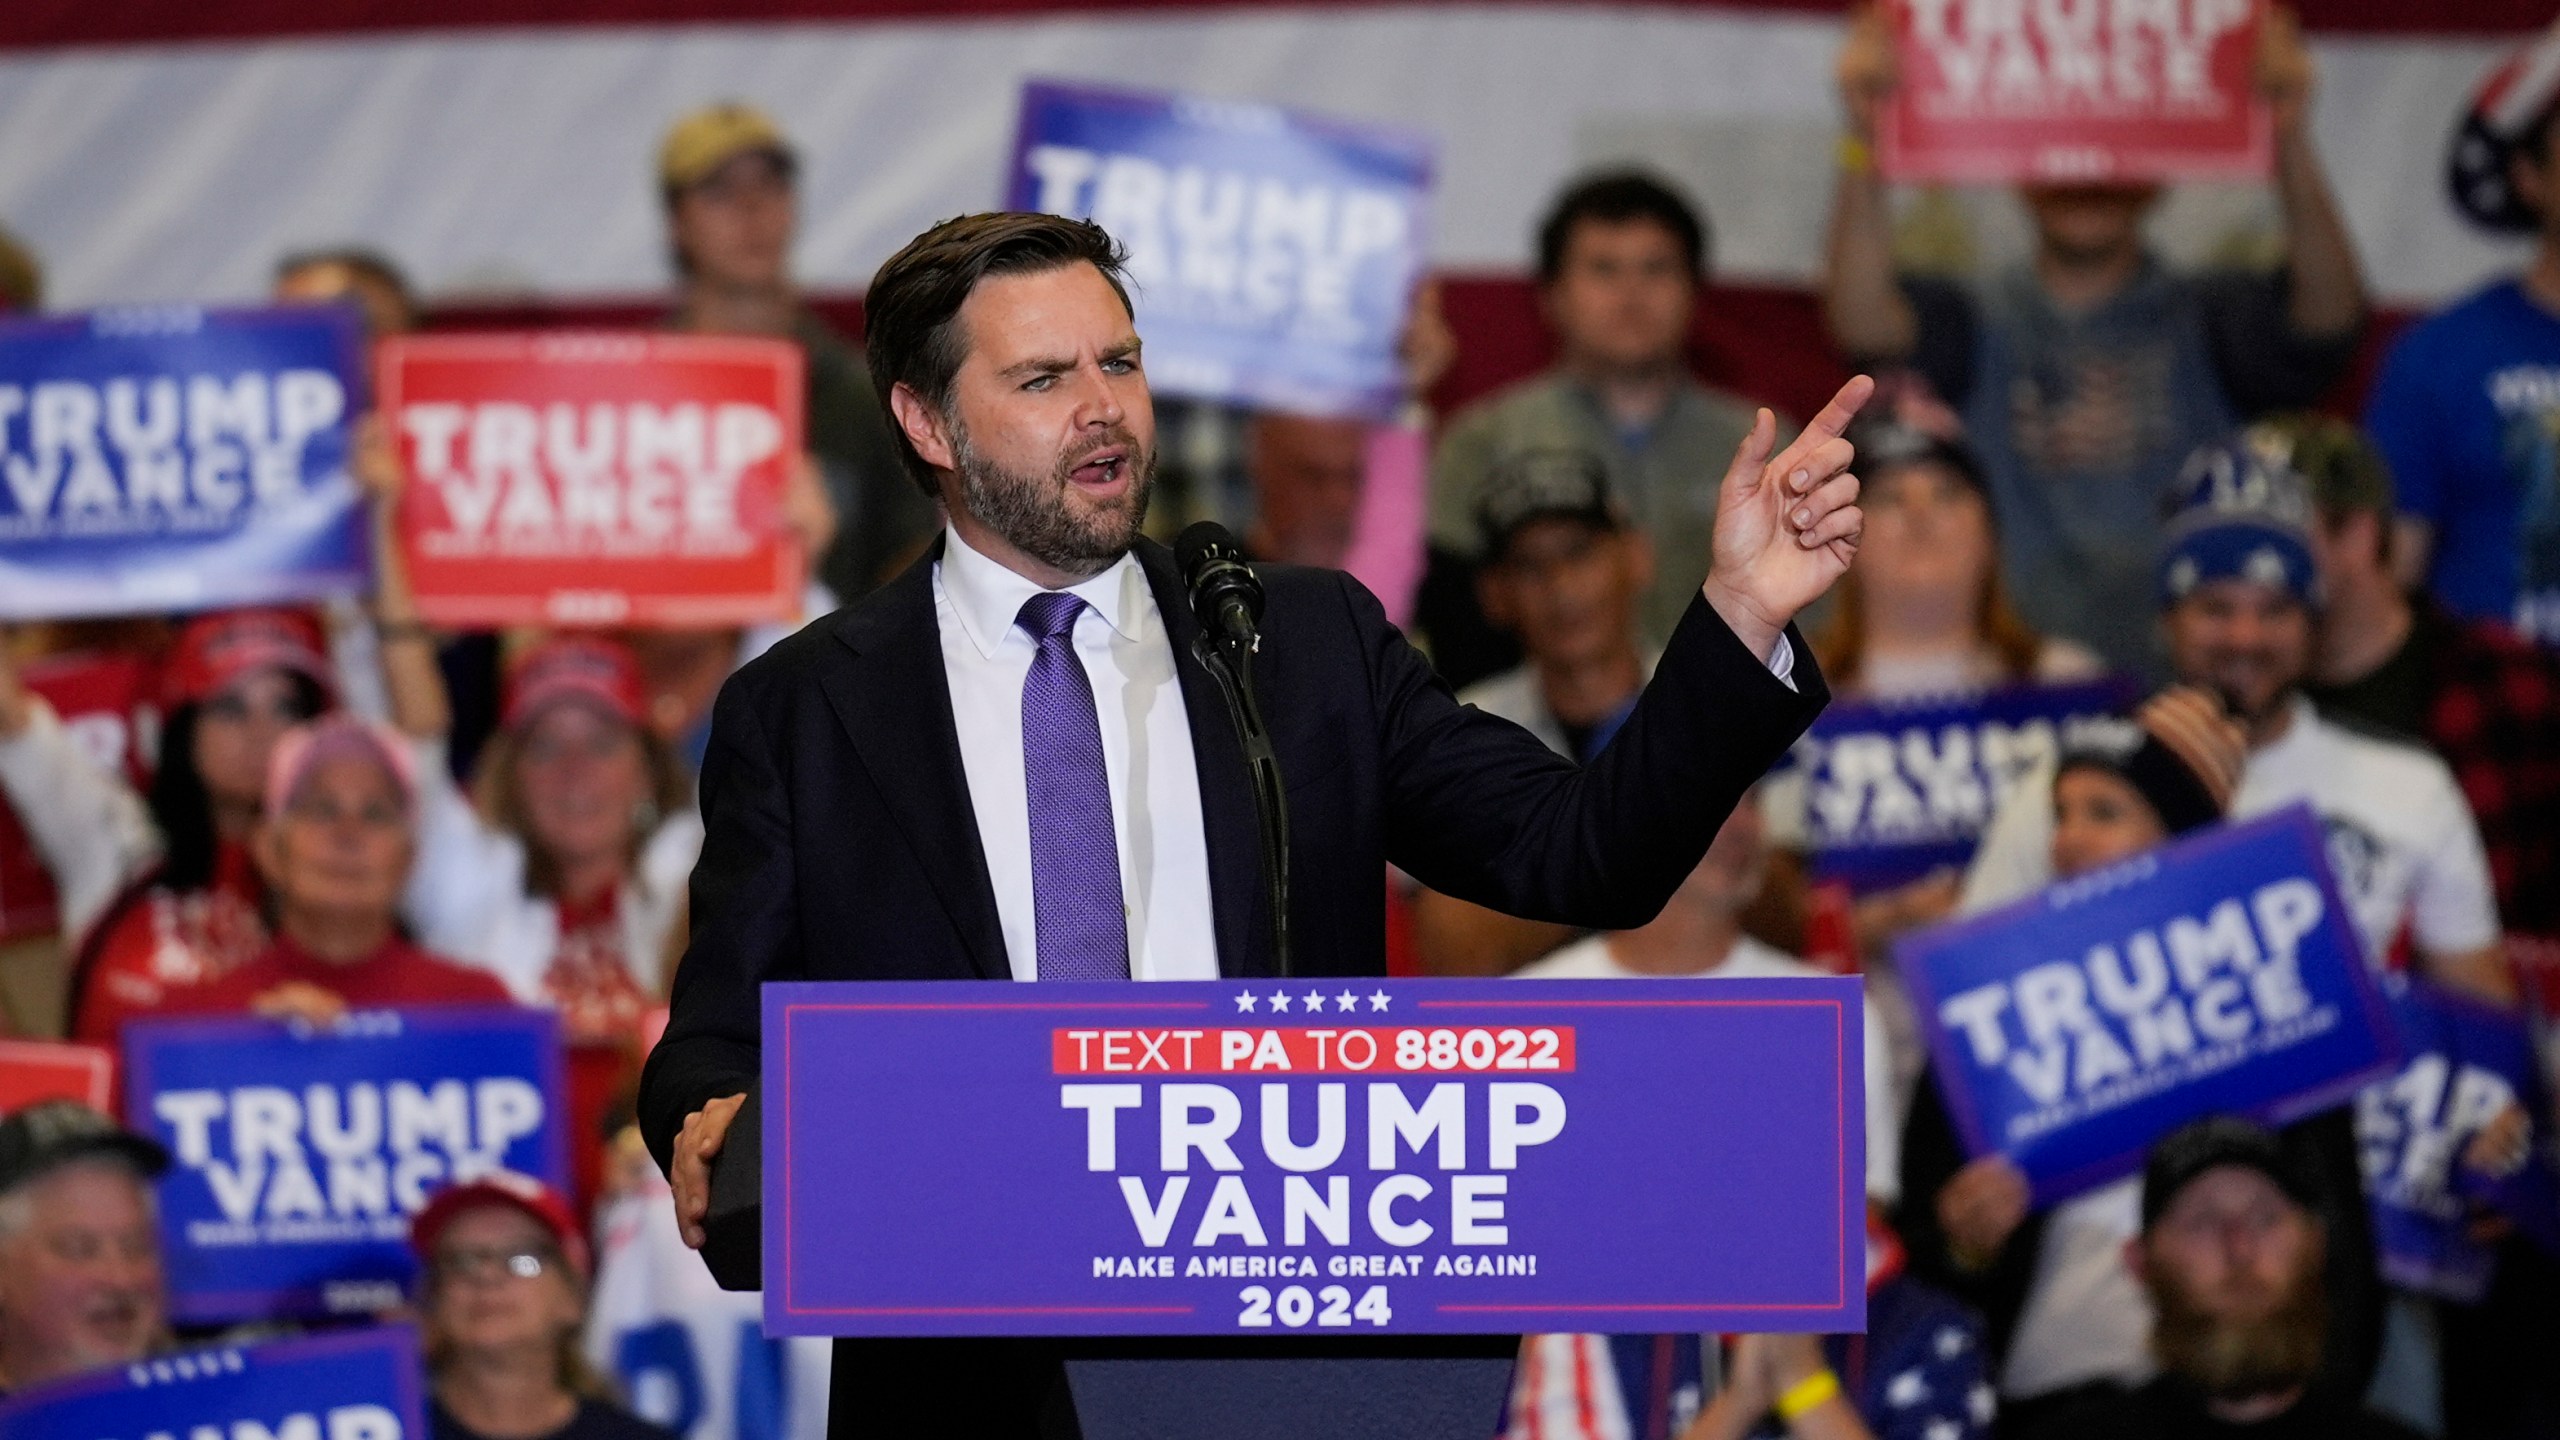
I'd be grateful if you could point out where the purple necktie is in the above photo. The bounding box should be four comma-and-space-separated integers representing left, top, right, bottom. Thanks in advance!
1017, 591, 1129, 981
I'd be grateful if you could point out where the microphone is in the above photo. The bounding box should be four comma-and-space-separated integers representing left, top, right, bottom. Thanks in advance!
1176, 521, 1265, 653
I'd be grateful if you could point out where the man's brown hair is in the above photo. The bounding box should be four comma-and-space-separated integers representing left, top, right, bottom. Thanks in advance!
863, 212, 1135, 497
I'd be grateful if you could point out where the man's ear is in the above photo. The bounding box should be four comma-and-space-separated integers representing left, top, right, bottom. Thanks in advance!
2122, 1235, 2147, 1284
888, 381, 957, 475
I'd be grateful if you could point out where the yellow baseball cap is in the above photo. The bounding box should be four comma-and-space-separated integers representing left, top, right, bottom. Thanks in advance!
658, 102, 796, 194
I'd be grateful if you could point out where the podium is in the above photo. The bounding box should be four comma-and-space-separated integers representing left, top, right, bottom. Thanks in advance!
706, 1094, 1520, 1437
717, 976, 1868, 1435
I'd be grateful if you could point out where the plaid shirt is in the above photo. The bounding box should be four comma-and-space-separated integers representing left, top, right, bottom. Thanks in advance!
2417, 604, 2560, 939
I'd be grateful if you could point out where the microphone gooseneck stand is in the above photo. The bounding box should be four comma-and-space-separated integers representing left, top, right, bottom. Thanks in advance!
1177, 521, 1292, 979
1191, 624, 1292, 979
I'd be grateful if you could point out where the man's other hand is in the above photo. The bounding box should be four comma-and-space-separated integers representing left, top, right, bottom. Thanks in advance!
1700, 374, 1873, 659
674, 1092, 749, 1250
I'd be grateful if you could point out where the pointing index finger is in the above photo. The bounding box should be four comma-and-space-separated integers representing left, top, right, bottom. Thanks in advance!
1803, 374, 1876, 445
1763, 376, 1877, 490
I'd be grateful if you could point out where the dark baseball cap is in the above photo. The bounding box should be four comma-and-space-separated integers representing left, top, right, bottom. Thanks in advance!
2140, 1116, 2321, 1232
1476, 449, 1623, 561
0, 1101, 170, 1198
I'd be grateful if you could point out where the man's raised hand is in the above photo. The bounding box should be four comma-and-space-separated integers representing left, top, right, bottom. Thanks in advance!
1699, 374, 1874, 660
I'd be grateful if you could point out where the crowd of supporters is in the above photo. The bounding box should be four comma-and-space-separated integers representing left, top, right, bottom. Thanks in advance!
1, 6, 2559, 1440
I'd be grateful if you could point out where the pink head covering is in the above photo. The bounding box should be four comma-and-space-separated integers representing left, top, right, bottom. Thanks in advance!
262, 714, 418, 822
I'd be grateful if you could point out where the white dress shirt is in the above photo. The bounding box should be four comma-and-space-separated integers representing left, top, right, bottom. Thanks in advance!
934, 525, 1221, 982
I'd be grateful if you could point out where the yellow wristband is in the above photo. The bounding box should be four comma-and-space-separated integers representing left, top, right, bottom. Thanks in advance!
1837, 133, 1875, 174
1775, 1369, 1842, 1423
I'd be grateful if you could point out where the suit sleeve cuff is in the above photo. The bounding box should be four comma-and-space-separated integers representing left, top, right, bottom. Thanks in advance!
1766, 633, 1796, 691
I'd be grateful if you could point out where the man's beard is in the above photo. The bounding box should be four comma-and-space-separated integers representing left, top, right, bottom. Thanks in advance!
950, 419, 1154, 579
2149, 1248, 2328, 1403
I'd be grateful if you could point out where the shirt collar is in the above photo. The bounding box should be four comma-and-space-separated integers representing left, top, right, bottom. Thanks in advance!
2252, 692, 2321, 762
938, 523, 1148, 660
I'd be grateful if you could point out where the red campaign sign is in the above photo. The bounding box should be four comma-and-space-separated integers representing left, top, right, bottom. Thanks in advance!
0, 650, 159, 943
381, 333, 807, 628
0, 1039, 115, 1113
1879, 0, 2269, 184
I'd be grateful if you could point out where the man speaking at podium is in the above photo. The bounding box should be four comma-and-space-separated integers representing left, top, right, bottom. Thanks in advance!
640, 211, 1872, 1435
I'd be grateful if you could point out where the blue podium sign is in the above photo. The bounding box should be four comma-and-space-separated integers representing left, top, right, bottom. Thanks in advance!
123, 1006, 567, 1323
1008, 81, 1434, 420
1785, 678, 2136, 893
0, 304, 369, 619
763, 978, 1866, 1337
1898, 807, 2401, 1205
0, 1325, 426, 1440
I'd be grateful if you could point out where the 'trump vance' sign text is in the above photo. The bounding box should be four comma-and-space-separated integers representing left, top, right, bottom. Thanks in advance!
0, 305, 366, 618
1783, 679, 2134, 892
1009, 82, 1434, 421
1880, 0, 2269, 182
0, 1325, 426, 1440
124, 1007, 567, 1323
1899, 806, 2399, 1203
381, 332, 805, 628
766, 979, 1864, 1337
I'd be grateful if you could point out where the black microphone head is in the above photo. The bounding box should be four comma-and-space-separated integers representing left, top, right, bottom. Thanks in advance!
1176, 521, 1239, 582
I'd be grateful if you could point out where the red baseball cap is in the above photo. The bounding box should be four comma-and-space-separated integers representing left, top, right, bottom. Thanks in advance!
163, 608, 335, 711
502, 636, 647, 733
409, 1173, 591, 1280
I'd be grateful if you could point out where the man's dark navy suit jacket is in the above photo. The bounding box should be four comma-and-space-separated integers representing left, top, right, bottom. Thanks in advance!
639, 533, 1827, 1435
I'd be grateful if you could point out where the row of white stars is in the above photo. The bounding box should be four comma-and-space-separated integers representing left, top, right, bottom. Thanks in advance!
1235, 989, 1391, 1014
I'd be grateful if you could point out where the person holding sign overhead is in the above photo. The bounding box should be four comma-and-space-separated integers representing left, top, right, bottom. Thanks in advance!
402, 636, 699, 1211
641, 211, 1873, 1435
658, 103, 936, 605
66, 343, 456, 1044
1824, 3, 2366, 678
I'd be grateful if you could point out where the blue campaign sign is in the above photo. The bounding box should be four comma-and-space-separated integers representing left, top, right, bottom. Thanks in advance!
2358, 977, 2560, 1303
764, 977, 1867, 1338
0, 1325, 426, 1440
1785, 678, 2136, 893
1008, 81, 1435, 420
122, 1006, 567, 1324
0, 304, 370, 619
1897, 806, 2402, 1206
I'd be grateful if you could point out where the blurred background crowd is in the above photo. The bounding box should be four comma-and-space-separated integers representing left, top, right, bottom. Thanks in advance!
3, 2, 2560, 1439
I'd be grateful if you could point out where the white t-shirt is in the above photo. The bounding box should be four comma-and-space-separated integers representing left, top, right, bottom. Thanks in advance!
1518, 934, 1901, 1204
1958, 695, 2501, 966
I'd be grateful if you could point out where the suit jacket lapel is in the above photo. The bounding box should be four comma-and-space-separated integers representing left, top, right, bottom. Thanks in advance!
1134, 539, 1269, 980
821, 539, 1011, 980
